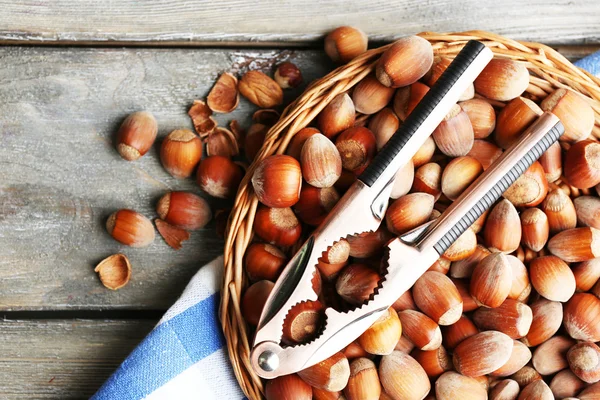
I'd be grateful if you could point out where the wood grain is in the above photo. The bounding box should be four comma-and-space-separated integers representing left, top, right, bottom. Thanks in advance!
0, 46, 331, 311
0, 319, 154, 399
0, 0, 599, 46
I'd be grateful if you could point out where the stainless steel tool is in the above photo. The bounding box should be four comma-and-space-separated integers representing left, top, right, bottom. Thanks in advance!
249, 40, 551, 378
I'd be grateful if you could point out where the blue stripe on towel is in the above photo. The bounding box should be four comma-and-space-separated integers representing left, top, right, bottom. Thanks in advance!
575, 51, 600, 77
92, 293, 224, 400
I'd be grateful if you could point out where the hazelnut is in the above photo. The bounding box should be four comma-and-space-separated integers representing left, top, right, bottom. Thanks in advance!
352, 74, 396, 115
467, 139, 503, 170
474, 59, 529, 101
298, 352, 350, 391
265, 374, 312, 400
503, 161, 548, 207
393, 82, 430, 122
253, 206, 302, 247
453, 331, 513, 377
274, 62, 303, 89
432, 104, 474, 157
336, 264, 381, 305
156, 191, 212, 230
241, 280, 274, 326
495, 97, 542, 149
160, 129, 202, 178
197, 156, 243, 199
106, 209, 155, 248
385, 192, 434, 236
317, 93, 356, 139
244, 242, 287, 281
523, 298, 563, 347
155, 219, 190, 250
116, 111, 158, 161
252, 155, 302, 207
301, 133, 342, 188
282, 300, 324, 344
324, 26, 368, 63
413, 271, 462, 326
368, 108, 400, 150
376, 36, 433, 88
379, 351, 430, 400
238, 70, 283, 108
335, 126, 376, 172
459, 98, 496, 139
564, 139, 600, 189
541, 88, 595, 142
441, 156, 483, 201
294, 185, 339, 226
286, 127, 320, 160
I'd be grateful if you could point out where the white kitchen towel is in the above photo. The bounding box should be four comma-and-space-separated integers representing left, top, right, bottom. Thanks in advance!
93, 50, 600, 400
92, 256, 245, 400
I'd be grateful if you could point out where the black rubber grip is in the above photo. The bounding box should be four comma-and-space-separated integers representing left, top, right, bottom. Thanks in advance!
433, 122, 564, 255
359, 40, 487, 187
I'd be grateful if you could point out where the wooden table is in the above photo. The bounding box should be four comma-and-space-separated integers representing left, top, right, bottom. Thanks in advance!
0, 1, 599, 398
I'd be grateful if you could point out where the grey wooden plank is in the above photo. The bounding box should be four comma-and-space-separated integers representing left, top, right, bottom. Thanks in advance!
0, 0, 599, 46
0, 319, 155, 399
0, 46, 332, 311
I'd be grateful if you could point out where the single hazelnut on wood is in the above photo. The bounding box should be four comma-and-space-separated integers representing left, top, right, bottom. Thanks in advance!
160, 129, 203, 178
207, 72, 239, 113
197, 156, 243, 199
238, 70, 283, 108
274, 62, 303, 89
156, 191, 212, 230
94, 254, 131, 290
324, 26, 368, 63
116, 111, 158, 161
106, 209, 155, 247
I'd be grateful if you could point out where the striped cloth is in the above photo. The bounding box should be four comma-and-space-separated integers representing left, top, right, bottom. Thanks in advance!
93, 51, 599, 400
92, 256, 244, 400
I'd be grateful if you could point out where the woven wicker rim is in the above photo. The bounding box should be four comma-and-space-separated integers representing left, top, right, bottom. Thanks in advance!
220, 30, 600, 399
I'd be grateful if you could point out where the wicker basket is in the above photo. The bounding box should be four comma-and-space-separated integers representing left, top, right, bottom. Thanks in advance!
221, 30, 600, 399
